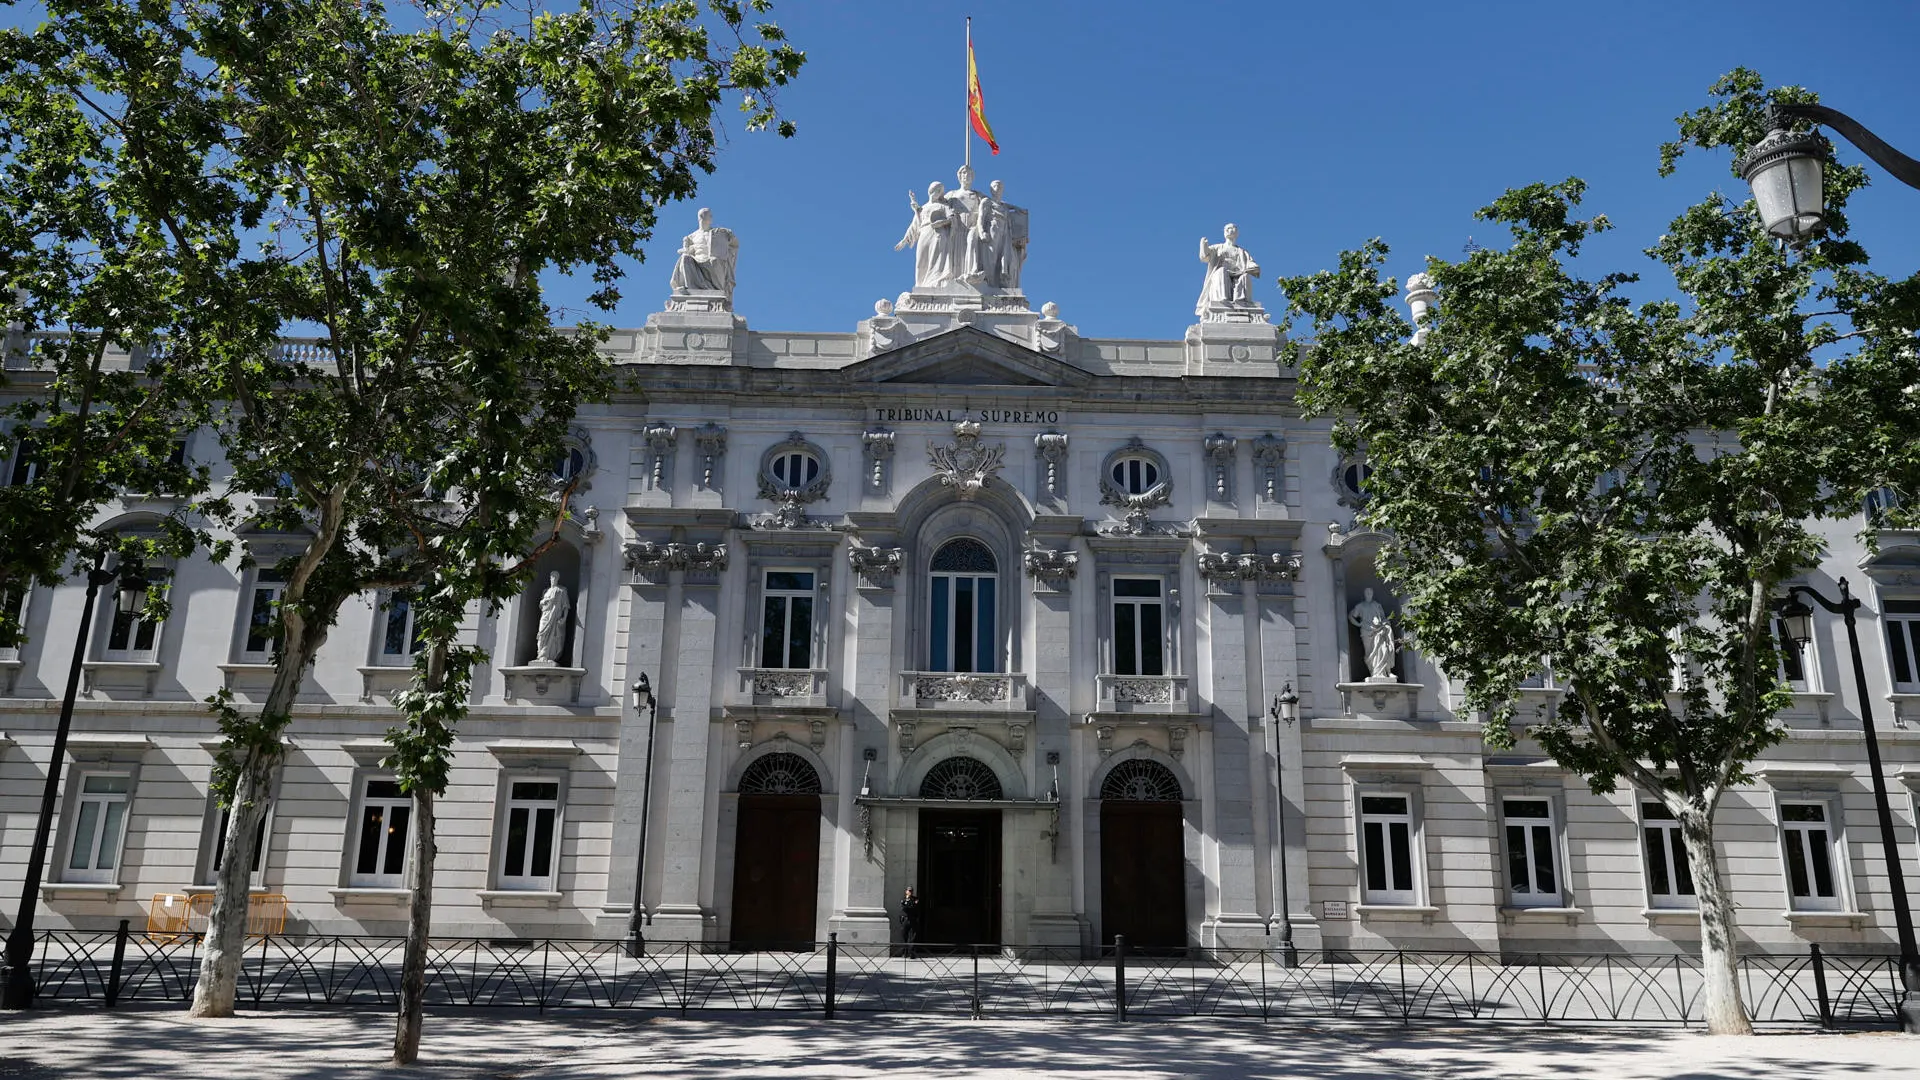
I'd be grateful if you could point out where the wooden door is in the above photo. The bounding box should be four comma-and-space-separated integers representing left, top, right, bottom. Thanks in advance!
917, 809, 1002, 947
730, 794, 820, 950
1100, 801, 1186, 951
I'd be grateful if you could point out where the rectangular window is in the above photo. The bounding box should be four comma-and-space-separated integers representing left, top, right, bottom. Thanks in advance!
206, 801, 268, 884
103, 577, 162, 659
497, 780, 562, 890
241, 570, 287, 659
381, 593, 424, 662
759, 570, 815, 669
1112, 577, 1166, 677
1780, 801, 1842, 912
0, 586, 24, 655
1886, 600, 1920, 691
1502, 799, 1561, 907
1359, 793, 1417, 905
1641, 802, 1697, 908
930, 573, 997, 673
351, 778, 412, 887
1775, 618, 1807, 688
7, 435, 40, 486
65, 773, 131, 883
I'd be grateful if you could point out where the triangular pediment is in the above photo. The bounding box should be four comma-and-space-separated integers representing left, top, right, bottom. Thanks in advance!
843, 325, 1091, 388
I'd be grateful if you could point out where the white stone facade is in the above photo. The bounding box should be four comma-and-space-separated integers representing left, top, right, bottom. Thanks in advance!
4, 199, 1919, 959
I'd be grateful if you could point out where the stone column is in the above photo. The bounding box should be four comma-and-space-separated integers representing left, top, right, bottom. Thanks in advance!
1025, 533, 1082, 948
650, 544, 726, 942
1257, 572, 1319, 954
597, 550, 672, 939
831, 539, 901, 944
1202, 572, 1265, 946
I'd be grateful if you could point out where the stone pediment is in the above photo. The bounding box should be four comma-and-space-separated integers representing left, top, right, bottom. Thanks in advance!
843, 326, 1090, 388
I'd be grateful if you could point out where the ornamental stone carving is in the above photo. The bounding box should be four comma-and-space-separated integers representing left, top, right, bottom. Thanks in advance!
642, 424, 677, 491
1034, 431, 1069, 502
1109, 676, 1174, 705
1196, 548, 1303, 589
848, 543, 903, 589
1022, 544, 1079, 591
913, 673, 1012, 704
752, 670, 816, 698
1204, 433, 1237, 502
623, 540, 729, 580
928, 420, 1006, 500
1406, 272, 1437, 345
1099, 438, 1173, 535
1251, 433, 1285, 503
693, 423, 727, 491
862, 428, 896, 490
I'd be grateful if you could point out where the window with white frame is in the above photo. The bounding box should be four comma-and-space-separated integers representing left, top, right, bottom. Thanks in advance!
350, 777, 412, 887
1501, 798, 1562, 907
377, 592, 425, 665
1865, 486, 1901, 519
1640, 802, 1697, 908
496, 779, 562, 890
1774, 616, 1809, 690
239, 569, 287, 660
1779, 801, 1844, 912
1111, 577, 1165, 676
0, 585, 25, 657
1885, 599, 1920, 692
1358, 793, 1417, 905
6, 434, 41, 486
64, 773, 132, 883
203, 800, 269, 887
928, 538, 998, 673
760, 570, 815, 669
101, 570, 163, 660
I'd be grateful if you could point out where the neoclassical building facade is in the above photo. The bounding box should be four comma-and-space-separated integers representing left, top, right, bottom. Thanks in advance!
3, 175, 1918, 958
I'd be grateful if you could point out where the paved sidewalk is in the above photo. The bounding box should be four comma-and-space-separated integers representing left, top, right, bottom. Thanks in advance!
0, 1008, 1912, 1078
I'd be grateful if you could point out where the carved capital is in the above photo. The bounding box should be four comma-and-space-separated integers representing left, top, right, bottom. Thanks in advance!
1022, 544, 1079, 591
848, 543, 903, 590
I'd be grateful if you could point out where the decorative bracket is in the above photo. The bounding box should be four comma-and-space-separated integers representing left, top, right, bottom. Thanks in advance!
642, 424, 678, 491
1034, 431, 1069, 503
693, 423, 727, 491
862, 428, 896, 491
1204, 433, 1238, 502
1251, 433, 1284, 503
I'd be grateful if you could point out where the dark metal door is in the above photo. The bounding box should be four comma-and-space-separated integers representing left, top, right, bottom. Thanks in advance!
730, 794, 820, 950
1100, 801, 1186, 950
917, 809, 1002, 946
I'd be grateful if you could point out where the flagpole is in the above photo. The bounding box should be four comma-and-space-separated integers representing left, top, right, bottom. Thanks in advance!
964, 17, 972, 171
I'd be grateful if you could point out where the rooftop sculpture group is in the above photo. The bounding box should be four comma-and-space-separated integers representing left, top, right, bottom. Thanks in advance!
894, 165, 1029, 292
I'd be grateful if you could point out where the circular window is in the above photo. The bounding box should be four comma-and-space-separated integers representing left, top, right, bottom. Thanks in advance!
553, 446, 588, 483
1110, 456, 1160, 496
771, 449, 821, 490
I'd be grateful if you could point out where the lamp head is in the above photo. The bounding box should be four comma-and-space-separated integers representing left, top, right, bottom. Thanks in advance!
632, 671, 653, 709
115, 564, 149, 616
1271, 681, 1300, 725
1775, 593, 1815, 648
1735, 111, 1831, 245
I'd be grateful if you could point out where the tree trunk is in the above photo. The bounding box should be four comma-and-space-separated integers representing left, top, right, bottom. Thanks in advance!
393, 787, 436, 1064
187, 747, 278, 1017
1679, 807, 1752, 1035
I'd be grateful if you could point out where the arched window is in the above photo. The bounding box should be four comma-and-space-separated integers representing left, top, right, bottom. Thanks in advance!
739, 752, 822, 795
921, 757, 1003, 801
1100, 759, 1182, 802
1109, 455, 1160, 496
929, 538, 998, 673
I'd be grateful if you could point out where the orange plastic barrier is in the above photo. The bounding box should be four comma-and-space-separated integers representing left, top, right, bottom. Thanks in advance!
146, 891, 286, 940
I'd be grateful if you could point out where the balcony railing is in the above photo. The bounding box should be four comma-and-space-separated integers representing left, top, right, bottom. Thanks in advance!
1095, 674, 1192, 715
738, 667, 829, 707
899, 671, 1032, 711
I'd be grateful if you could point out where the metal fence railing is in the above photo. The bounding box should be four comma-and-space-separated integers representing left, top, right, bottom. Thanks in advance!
4, 924, 1904, 1028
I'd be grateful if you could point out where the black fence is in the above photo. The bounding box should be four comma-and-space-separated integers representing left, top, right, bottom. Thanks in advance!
8, 924, 1905, 1028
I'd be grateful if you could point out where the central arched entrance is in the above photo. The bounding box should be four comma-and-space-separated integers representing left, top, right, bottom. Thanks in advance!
917, 757, 1003, 948
730, 753, 821, 950
1099, 759, 1186, 951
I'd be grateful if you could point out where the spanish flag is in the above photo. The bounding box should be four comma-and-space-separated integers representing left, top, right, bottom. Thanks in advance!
967, 30, 999, 155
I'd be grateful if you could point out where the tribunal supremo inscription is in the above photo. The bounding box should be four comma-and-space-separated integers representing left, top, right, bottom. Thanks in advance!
869, 406, 1062, 425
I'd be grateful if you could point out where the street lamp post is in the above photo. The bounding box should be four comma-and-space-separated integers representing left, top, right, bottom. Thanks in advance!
1777, 580, 1920, 1033
625, 672, 659, 959
3, 554, 149, 1009
1266, 682, 1300, 968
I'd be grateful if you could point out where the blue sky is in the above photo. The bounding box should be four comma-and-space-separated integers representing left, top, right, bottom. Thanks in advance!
568, 0, 1920, 340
